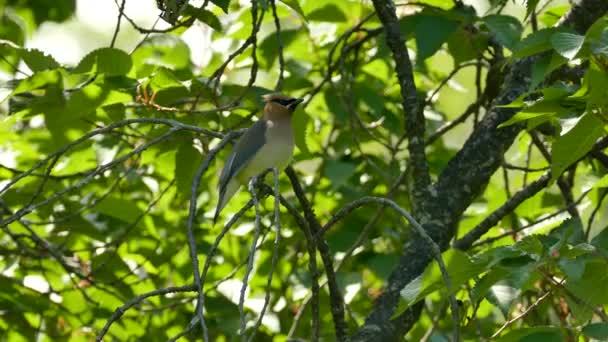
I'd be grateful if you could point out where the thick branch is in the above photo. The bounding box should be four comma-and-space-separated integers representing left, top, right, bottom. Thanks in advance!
371, 0, 431, 208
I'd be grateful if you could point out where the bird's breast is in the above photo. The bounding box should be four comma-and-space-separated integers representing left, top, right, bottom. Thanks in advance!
236, 120, 294, 182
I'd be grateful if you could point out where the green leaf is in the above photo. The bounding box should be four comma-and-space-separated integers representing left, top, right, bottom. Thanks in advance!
0, 15, 25, 73
498, 100, 569, 128
279, 0, 305, 19
550, 32, 585, 60
482, 15, 523, 50
539, 5, 568, 27
565, 259, 608, 307
149, 67, 186, 92
211, 0, 230, 13
592, 29, 608, 56
325, 160, 356, 188
394, 249, 487, 317
447, 27, 488, 64
66, 83, 132, 120
292, 108, 310, 156
259, 30, 299, 68
175, 138, 201, 197
131, 35, 191, 72
73, 47, 132, 76
512, 28, 563, 59
185, 6, 222, 31
530, 53, 567, 90
582, 323, 608, 340
591, 227, 608, 259
20, 48, 60, 72
525, 0, 540, 19
97, 196, 144, 223
594, 174, 608, 189
415, 14, 460, 60
307, 4, 346, 22
486, 282, 521, 317
551, 113, 606, 181
11, 69, 62, 95
496, 326, 563, 342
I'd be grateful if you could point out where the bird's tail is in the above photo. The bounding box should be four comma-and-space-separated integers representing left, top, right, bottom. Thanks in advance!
213, 178, 241, 224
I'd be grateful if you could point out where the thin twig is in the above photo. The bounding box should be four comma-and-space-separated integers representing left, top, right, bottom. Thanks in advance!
0, 117, 223, 197
270, 0, 285, 91
247, 168, 282, 342
1, 129, 180, 228
110, 0, 126, 48
183, 131, 242, 341
239, 178, 263, 340
96, 285, 197, 341
490, 290, 553, 339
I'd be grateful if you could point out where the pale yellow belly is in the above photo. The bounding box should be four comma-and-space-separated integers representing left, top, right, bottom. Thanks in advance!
236, 141, 294, 183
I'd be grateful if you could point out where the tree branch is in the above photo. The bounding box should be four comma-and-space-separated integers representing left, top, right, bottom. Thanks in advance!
285, 166, 347, 341
371, 0, 431, 209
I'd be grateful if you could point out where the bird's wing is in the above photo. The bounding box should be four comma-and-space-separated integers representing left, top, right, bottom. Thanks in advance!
218, 119, 267, 193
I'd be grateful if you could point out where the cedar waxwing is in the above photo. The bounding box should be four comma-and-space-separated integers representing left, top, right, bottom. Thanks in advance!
213, 94, 304, 223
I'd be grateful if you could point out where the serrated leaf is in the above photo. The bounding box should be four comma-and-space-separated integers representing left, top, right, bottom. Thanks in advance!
551, 32, 585, 60
525, 0, 540, 19
292, 108, 310, 156
512, 28, 563, 59
73, 47, 132, 76
20, 48, 60, 72
551, 113, 606, 181
482, 15, 523, 50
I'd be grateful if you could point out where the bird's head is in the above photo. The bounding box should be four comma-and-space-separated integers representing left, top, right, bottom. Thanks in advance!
262, 94, 304, 120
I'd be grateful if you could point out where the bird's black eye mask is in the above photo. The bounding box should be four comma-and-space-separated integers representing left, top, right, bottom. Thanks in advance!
271, 98, 303, 111
271, 98, 294, 106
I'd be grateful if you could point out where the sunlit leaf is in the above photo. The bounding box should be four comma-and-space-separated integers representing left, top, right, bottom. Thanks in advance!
74, 47, 132, 76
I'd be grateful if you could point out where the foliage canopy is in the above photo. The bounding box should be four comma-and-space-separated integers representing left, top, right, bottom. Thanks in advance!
1, 0, 608, 341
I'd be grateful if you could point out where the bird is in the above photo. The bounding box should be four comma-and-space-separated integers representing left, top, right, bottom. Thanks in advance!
213, 94, 304, 223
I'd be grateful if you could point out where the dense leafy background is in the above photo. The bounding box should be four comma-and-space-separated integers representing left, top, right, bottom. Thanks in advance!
1, 0, 607, 341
